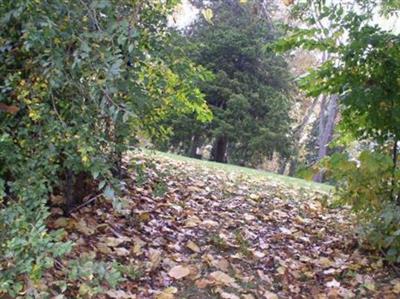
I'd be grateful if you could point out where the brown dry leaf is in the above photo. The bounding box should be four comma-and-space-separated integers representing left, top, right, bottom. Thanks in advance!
156, 287, 178, 299
185, 216, 201, 227
252, 250, 265, 259
132, 236, 145, 255
201, 219, 219, 227
105, 289, 135, 299
249, 194, 259, 200
263, 290, 278, 299
114, 247, 130, 256
219, 291, 240, 299
97, 242, 112, 254
53, 217, 70, 228
168, 265, 191, 279
212, 258, 230, 271
50, 195, 65, 205
319, 257, 334, 268
0, 103, 19, 114
104, 237, 125, 247
75, 219, 95, 236
186, 240, 201, 253
149, 248, 162, 270
393, 281, 400, 294
209, 271, 235, 286
195, 278, 212, 288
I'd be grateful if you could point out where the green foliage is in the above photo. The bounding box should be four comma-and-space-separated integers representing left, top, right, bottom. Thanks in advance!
159, 0, 293, 165
67, 256, 125, 297
276, 0, 400, 260
0, 0, 210, 295
322, 150, 400, 261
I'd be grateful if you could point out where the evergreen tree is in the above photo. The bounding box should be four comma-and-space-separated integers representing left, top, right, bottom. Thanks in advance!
160, 0, 293, 166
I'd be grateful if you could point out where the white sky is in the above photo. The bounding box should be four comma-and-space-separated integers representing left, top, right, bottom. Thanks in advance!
169, 0, 199, 28
169, 0, 400, 33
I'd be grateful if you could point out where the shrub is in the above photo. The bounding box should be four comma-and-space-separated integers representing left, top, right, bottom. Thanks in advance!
323, 150, 400, 262
0, 0, 210, 295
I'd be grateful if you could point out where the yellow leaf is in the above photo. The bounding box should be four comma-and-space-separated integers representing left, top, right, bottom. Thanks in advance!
201, 8, 213, 24
186, 240, 201, 253
318, 257, 333, 268
156, 287, 178, 299
393, 281, 400, 294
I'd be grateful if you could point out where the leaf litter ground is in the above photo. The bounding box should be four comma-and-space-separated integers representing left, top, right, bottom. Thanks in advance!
48, 152, 400, 298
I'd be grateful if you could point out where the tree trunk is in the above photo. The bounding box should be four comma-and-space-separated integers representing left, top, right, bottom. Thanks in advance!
313, 95, 339, 182
391, 139, 399, 204
188, 134, 202, 159
211, 136, 227, 163
278, 96, 319, 176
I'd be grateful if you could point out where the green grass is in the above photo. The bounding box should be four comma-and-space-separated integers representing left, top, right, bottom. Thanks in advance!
139, 149, 333, 193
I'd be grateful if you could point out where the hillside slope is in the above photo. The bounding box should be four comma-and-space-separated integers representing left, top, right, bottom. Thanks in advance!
45, 151, 398, 298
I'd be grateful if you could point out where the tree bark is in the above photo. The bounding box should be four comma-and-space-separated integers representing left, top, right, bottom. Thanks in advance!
391, 139, 399, 204
313, 95, 339, 182
278, 96, 319, 175
211, 136, 228, 163
188, 134, 202, 159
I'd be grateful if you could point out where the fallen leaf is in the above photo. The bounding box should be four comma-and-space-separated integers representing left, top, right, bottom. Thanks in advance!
195, 278, 212, 288
263, 290, 278, 299
54, 217, 70, 228
252, 250, 265, 259
75, 219, 95, 235
168, 265, 191, 279
107, 237, 123, 247
326, 279, 340, 288
97, 242, 112, 254
186, 240, 201, 253
149, 248, 162, 270
156, 287, 178, 299
209, 271, 235, 286
219, 291, 240, 299
185, 216, 201, 227
105, 289, 135, 299
318, 257, 333, 268
394, 281, 400, 294
212, 258, 230, 271
114, 247, 130, 256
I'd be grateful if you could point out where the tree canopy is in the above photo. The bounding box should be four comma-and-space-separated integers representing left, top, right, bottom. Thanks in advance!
158, 0, 293, 166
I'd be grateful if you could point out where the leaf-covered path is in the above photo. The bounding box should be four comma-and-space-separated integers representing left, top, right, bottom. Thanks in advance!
49, 152, 399, 298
